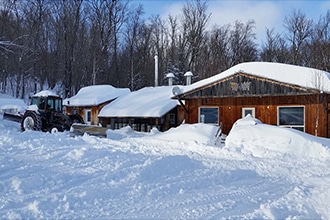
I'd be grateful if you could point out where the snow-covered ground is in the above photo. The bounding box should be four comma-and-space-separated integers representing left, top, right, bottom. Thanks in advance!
1, 113, 330, 219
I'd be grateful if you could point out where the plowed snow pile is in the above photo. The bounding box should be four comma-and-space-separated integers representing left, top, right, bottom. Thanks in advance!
1, 115, 330, 219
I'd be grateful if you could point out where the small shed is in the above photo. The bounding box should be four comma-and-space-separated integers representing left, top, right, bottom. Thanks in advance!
173, 62, 330, 137
98, 86, 185, 132
63, 85, 130, 125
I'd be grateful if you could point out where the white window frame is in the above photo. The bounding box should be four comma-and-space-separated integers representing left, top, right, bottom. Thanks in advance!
198, 106, 219, 125
242, 107, 255, 118
277, 106, 305, 131
85, 109, 91, 125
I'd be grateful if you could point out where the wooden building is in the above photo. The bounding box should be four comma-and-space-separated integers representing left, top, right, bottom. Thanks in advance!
98, 86, 185, 132
63, 85, 130, 125
173, 62, 330, 137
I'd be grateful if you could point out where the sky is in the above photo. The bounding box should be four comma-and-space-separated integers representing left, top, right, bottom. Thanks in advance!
132, 0, 330, 45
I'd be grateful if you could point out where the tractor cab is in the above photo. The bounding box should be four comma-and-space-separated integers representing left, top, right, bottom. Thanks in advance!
4, 90, 84, 133
31, 95, 63, 113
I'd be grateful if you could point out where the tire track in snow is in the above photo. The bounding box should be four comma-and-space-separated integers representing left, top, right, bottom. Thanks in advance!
125, 173, 292, 219
87, 135, 304, 219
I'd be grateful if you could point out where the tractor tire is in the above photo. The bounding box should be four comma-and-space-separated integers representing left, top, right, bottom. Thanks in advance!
21, 111, 42, 131
49, 125, 63, 134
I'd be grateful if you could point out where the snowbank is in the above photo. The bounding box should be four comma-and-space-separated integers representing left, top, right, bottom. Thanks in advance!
225, 115, 330, 159
106, 123, 219, 145
0, 93, 27, 114
153, 123, 219, 145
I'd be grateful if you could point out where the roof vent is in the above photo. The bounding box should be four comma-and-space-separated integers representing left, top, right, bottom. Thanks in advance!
184, 71, 193, 85
166, 73, 175, 86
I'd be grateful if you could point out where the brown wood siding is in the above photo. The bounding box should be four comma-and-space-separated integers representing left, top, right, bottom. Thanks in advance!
91, 107, 99, 125
184, 94, 329, 137
65, 100, 111, 125
328, 103, 330, 137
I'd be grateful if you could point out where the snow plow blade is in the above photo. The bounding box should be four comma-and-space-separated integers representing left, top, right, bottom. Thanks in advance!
71, 124, 107, 137
3, 112, 23, 123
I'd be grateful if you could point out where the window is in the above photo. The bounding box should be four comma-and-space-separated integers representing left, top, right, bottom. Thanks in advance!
242, 107, 255, 118
31, 97, 39, 106
38, 97, 46, 109
85, 109, 91, 125
199, 107, 219, 124
47, 99, 54, 109
169, 113, 175, 125
54, 98, 62, 112
278, 106, 305, 131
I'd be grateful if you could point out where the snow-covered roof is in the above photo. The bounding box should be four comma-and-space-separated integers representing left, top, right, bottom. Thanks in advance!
33, 90, 59, 97
98, 86, 179, 118
64, 85, 130, 107
178, 62, 330, 95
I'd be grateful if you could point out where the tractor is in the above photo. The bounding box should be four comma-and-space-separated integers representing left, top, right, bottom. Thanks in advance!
4, 91, 84, 133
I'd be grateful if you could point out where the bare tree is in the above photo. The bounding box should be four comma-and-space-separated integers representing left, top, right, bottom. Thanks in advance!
21, 0, 54, 94
168, 15, 178, 64
5, 0, 330, 101
260, 28, 290, 63
4, 0, 29, 99
122, 4, 147, 90
149, 15, 170, 85
0, 2, 16, 95
208, 24, 231, 73
88, 0, 127, 86
181, 0, 210, 73
307, 11, 330, 72
284, 10, 313, 65
229, 20, 258, 66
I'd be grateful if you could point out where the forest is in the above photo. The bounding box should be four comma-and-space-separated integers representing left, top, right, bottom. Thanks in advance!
1, 0, 330, 99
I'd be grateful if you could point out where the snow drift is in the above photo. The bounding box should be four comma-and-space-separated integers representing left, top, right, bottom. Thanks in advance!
225, 115, 330, 159
1, 113, 330, 219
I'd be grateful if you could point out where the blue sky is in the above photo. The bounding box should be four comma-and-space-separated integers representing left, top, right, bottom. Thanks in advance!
131, 0, 330, 44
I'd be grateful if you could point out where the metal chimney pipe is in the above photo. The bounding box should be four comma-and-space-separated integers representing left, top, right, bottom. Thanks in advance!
166, 73, 175, 86
154, 55, 158, 87
184, 71, 193, 85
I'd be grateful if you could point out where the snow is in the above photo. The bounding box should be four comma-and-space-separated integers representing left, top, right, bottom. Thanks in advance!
99, 86, 179, 118
166, 72, 175, 78
0, 93, 27, 114
184, 71, 193, 77
33, 90, 59, 97
226, 115, 330, 159
178, 62, 330, 95
1, 103, 330, 219
63, 85, 130, 106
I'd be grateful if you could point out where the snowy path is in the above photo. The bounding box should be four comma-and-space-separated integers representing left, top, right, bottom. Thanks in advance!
0, 119, 330, 219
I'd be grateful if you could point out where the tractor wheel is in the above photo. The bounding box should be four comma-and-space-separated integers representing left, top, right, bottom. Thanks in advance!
49, 125, 63, 134
21, 111, 42, 131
